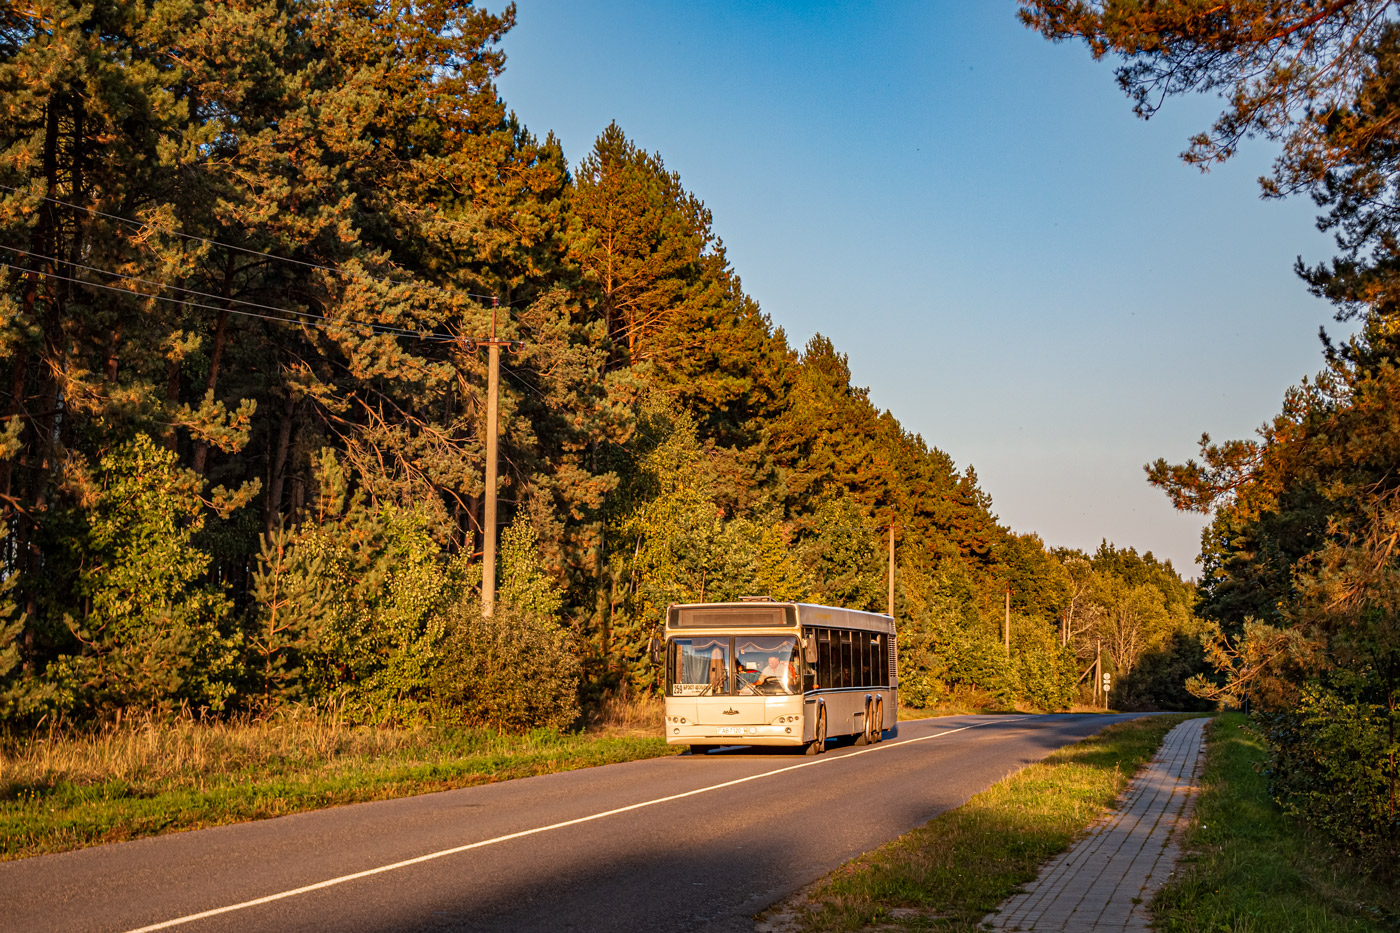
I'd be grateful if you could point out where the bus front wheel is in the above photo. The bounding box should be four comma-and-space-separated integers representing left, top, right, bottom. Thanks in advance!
805, 710, 826, 755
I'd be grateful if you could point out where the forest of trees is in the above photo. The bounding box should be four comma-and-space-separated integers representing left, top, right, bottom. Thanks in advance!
0, 0, 1206, 738
1022, 0, 1400, 867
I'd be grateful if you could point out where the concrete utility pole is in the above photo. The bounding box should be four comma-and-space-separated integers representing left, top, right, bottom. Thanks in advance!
887, 522, 896, 617
1004, 586, 1011, 658
479, 298, 510, 618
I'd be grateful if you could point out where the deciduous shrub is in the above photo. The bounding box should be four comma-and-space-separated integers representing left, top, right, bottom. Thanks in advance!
433, 599, 581, 733
1010, 620, 1077, 711
1262, 681, 1399, 870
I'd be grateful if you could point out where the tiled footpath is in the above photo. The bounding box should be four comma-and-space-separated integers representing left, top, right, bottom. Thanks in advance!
983, 716, 1209, 932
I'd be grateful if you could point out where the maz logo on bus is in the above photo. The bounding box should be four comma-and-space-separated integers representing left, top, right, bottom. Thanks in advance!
722, 707, 739, 715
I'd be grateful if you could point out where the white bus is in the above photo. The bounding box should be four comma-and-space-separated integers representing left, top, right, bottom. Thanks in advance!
658, 598, 898, 755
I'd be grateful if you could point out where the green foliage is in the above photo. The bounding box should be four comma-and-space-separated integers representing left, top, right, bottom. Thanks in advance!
1263, 682, 1399, 869
568, 121, 725, 367
49, 435, 239, 716
1147, 326, 1400, 870
1114, 632, 1214, 712
1041, 0, 1400, 871
600, 395, 814, 688
293, 451, 459, 724
800, 496, 884, 611
1017, 2, 1392, 189
1010, 619, 1077, 711
0, 0, 1187, 732
899, 564, 1012, 709
245, 524, 329, 710
0, 566, 46, 722
1155, 715, 1397, 932
498, 519, 564, 620
434, 599, 582, 733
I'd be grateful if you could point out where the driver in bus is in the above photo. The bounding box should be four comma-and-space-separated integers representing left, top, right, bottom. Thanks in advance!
759, 654, 794, 689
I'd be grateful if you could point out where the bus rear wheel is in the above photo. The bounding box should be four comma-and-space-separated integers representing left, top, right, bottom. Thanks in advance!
805, 709, 826, 755
871, 697, 884, 743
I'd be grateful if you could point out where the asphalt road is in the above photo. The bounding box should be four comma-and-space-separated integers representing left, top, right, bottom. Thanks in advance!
0, 713, 1148, 933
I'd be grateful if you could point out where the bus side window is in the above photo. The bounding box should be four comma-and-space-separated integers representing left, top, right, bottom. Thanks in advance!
838, 630, 845, 688
818, 629, 831, 690
802, 630, 818, 691
845, 624, 856, 683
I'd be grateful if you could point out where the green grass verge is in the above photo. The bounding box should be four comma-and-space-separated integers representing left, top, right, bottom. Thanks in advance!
761, 713, 1198, 932
1151, 713, 1397, 933
1, 723, 675, 861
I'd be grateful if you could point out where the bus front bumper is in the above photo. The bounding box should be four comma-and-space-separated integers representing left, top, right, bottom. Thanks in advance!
664, 723, 807, 747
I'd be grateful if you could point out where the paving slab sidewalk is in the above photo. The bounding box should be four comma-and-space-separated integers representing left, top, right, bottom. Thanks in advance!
983, 716, 1209, 932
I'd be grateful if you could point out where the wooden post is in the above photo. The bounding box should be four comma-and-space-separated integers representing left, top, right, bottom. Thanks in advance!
1096, 639, 1103, 709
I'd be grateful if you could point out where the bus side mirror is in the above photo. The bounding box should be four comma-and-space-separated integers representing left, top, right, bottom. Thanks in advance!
804, 640, 817, 664
649, 633, 663, 665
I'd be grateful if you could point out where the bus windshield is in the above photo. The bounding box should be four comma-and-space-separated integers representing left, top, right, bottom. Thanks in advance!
668, 635, 800, 696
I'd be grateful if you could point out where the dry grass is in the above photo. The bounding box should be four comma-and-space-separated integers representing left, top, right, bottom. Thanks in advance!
2, 705, 413, 793
0, 705, 674, 860
583, 691, 666, 737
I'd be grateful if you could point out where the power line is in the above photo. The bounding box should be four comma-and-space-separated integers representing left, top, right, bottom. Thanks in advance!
0, 242, 535, 345
0, 243, 426, 331
6, 263, 460, 342
0, 183, 512, 304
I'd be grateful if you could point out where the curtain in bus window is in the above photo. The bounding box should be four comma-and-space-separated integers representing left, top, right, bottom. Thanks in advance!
670, 637, 730, 696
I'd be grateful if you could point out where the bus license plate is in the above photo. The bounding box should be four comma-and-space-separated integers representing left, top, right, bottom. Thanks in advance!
717, 727, 757, 735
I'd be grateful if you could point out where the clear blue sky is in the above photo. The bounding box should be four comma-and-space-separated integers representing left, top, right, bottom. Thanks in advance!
493, 0, 1340, 576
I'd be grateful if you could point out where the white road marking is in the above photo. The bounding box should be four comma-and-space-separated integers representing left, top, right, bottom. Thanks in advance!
126, 716, 1030, 932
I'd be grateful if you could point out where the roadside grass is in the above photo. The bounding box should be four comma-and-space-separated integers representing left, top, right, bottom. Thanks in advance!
759, 713, 1197, 932
1152, 713, 1397, 933
0, 705, 676, 861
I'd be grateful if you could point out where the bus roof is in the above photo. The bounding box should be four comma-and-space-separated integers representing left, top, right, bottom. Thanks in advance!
665, 601, 894, 633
